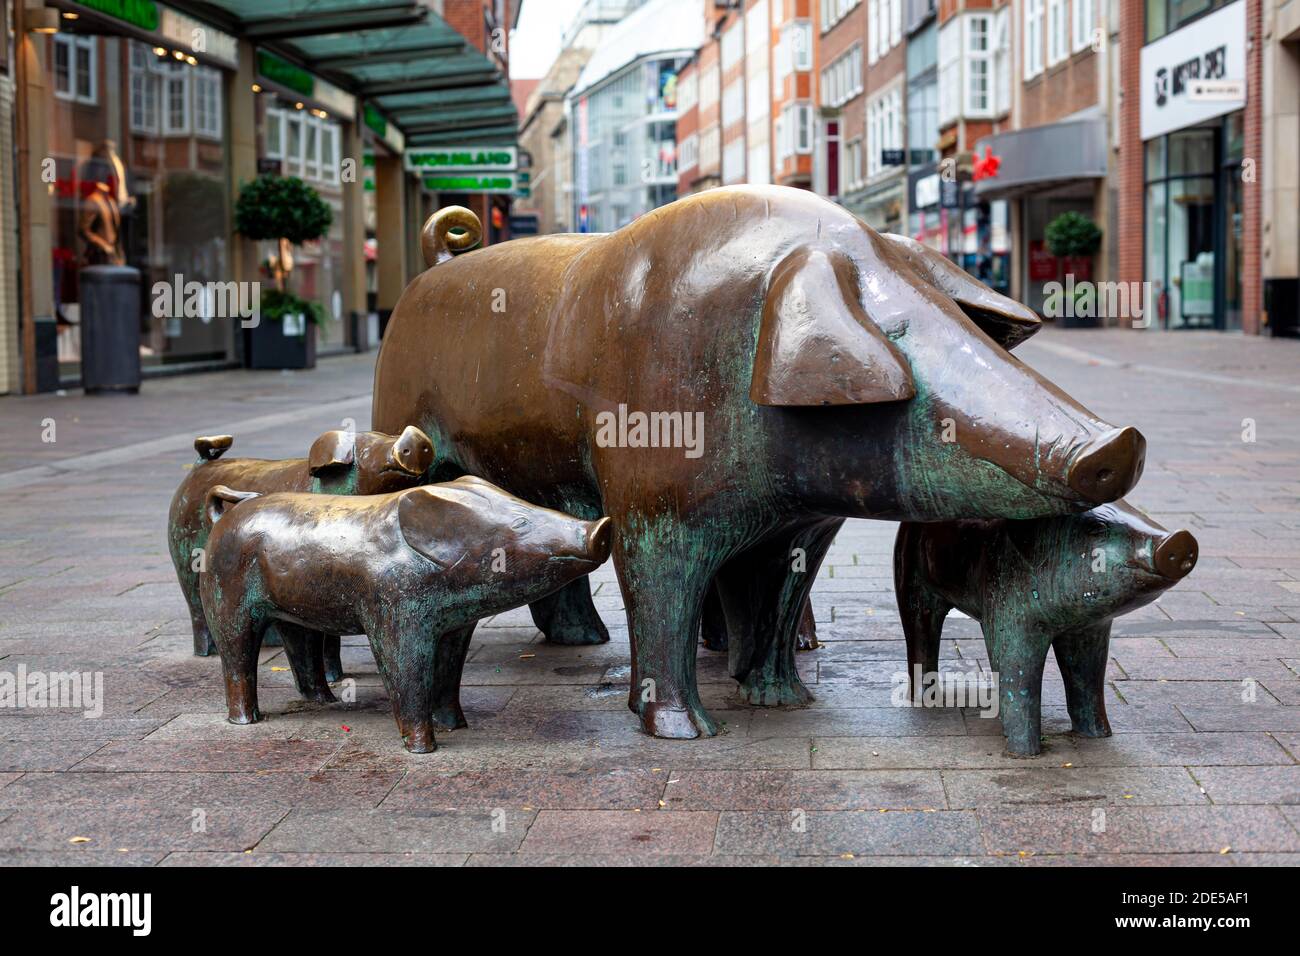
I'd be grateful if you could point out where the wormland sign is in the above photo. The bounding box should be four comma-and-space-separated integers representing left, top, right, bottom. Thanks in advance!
1140, 0, 1246, 141
405, 147, 518, 173
406, 146, 519, 195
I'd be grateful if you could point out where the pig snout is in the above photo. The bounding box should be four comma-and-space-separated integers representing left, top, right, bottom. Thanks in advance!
584, 517, 613, 564
1066, 426, 1147, 505
1153, 528, 1198, 581
387, 426, 434, 476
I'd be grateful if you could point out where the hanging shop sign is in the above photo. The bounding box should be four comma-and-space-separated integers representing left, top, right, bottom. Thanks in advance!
422, 173, 520, 194
1140, 0, 1246, 141
61, 1, 237, 70
363, 104, 404, 154
256, 50, 356, 120
405, 147, 518, 173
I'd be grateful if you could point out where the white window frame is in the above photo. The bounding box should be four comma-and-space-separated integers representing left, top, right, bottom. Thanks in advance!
679, 132, 699, 172
820, 43, 862, 109
128, 42, 160, 134
965, 13, 993, 119
722, 78, 745, 128
994, 6, 1011, 116
193, 66, 223, 140
721, 21, 743, 72
890, 0, 902, 47
1047, 0, 1068, 67
937, 16, 960, 126
1024, 0, 1045, 79
1072, 0, 1096, 53
54, 35, 98, 105
162, 62, 191, 136
787, 20, 812, 71
868, 0, 880, 64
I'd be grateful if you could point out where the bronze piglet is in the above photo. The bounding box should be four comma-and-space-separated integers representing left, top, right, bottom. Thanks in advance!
199, 477, 614, 753
894, 501, 1198, 756
166, 426, 434, 675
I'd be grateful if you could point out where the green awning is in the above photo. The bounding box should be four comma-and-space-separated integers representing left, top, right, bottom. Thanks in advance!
174, 0, 516, 145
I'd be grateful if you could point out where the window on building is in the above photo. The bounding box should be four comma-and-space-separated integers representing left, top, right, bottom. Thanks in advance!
678, 70, 698, 115
129, 43, 160, 133
748, 69, 769, 120
266, 106, 342, 185
820, 44, 862, 108
1072, 0, 1096, 52
1146, 0, 1234, 43
868, 0, 902, 64
939, 13, 1007, 124
723, 137, 746, 184
722, 78, 745, 127
777, 100, 814, 161
700, 125, 720, 169
994, 7, 1011, 114
162, 62, 191, 136
821, 0, 862, 33
866, 87, 901, 179
699, 63, 719, 111
721, 21, 743, 71
937, 16, 960, 126
966, 13, 991, 116
1024, 0, 1044, 79
54, 35, 97, 104
843, 136, 863, 191
786, 20, 813, 71
679, 133, 699, 171
1047, 0, 1069, 66
194, 67, 222, 139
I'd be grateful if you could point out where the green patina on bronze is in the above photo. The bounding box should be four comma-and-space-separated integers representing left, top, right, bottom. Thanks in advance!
895, 501, 1198, 756
199, 479, 612, 753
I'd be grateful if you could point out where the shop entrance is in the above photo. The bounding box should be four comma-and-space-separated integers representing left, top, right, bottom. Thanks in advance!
1144, 113, 1244, 330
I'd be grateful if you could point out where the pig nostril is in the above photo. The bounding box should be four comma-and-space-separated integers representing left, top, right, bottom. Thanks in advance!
1097, 468, 1113, 484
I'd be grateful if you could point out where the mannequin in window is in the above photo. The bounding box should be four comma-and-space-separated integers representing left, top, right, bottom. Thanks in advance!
78, 141, 134, 267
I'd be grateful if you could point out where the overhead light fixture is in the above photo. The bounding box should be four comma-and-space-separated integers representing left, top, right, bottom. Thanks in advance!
173, 49, 185, 60
251, 83, 263, 93
26, 4, 61, 33
61, 10, 78, 18
185, 55, 197, 66
153, 46, 167, 57
294, 102, 304, 110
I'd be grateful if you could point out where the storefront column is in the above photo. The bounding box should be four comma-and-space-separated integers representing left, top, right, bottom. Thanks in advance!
1117, 2, 1144, 316
404, 171, 422, 280
340, 109, 367, 350
15, 23, 55, 393
1242, 0, 1263, 335
374, 153, 406, 325
229, 42, 260, 299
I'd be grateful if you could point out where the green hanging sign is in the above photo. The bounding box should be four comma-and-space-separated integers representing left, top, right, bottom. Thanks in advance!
364, 104, 387, 139
257, 51, 315, 98
78, 0, 160, 31
422, 173, 518, 194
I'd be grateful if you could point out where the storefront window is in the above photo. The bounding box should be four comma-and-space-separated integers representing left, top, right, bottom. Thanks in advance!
1143, 113, 1242, 330
48, 33, 233, 378
258, 98, 348, 351
1146, 0, 1235, 42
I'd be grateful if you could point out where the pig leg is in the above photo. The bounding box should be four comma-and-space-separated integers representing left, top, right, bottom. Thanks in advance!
1053, 622, 1113, 738
211, 612, 269, 725
430, 622, 476, 730
700, 583, 728, 652
529, 578, 610, 646
982, 616, 1054, 757
895, 539, 951, 702
277, 623, 337, 704
323, 634, 344, 683
720, 520, 841, 707
616, 521, 728, 739
367, 616, 439, 753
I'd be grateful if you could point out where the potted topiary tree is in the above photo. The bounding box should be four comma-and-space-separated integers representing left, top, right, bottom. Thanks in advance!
1045, 210, 1103, 327
234, 174, 333, 369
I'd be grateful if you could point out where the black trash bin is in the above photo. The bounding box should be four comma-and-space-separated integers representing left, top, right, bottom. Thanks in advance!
79, 264, 142, 393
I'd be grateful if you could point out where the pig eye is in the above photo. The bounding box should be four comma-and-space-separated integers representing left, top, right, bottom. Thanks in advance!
510, 516, 531, 531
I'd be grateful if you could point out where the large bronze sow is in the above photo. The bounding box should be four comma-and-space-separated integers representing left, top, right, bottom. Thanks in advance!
374, 185, 1148, 739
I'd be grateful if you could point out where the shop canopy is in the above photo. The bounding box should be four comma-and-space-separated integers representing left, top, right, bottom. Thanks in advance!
175, 0, 517, 146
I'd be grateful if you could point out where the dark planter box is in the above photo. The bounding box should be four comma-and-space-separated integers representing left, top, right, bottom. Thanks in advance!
245, 316, 317, 370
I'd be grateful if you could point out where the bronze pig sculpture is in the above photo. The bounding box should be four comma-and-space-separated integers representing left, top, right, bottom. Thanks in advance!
374, 186, 1147, 739
894, 501, 1198, 756
199, 476, 613, 753
167, 426, 434, 677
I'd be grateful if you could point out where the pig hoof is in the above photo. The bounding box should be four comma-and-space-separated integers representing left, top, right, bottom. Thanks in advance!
1003, 740, 1043, 758
227, 707, 262, 725
639, 702, 718, 739
1070, 720, 1112, 739
302, 686, 337, 704
195, 631, 217, 657
796, 633, 820, 651
324, 665, 344, 683
403, 724, 437, 753
738, 677, 814, 708
542, 620, 609, 646
431, 706, 468, 731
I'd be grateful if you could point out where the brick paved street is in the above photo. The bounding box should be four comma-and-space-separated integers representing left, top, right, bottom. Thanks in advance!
1, 328, 1298, 866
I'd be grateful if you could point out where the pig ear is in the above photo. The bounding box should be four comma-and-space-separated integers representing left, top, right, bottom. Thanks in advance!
751, 247, 915, 407
880, 233, 1041, 349
307, 430, 356, 475
397, 488, 466, 569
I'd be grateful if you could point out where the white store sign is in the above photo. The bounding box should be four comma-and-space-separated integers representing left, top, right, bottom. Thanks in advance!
1140, 1, 1247, 141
